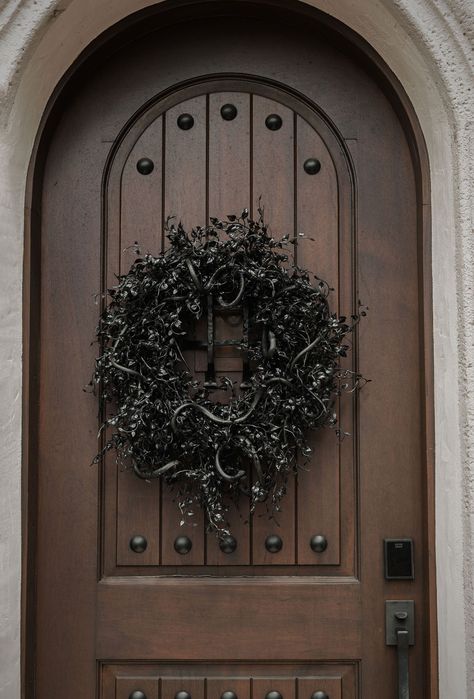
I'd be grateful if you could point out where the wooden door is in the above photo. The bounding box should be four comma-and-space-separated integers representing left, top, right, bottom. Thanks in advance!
28, 5, 435, 698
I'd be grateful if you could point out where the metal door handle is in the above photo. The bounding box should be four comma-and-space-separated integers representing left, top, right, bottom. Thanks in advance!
386, 601, 415, 699
396, 628, 410, 699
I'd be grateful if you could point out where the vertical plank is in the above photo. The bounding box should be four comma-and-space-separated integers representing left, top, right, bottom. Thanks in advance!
295, 116, 341, 565
162, 678, 205, 699
161, 95, 207, 564
298, 678, 341, 699
251, 96, 296, 564
164, 96, 207, 231
208, 92, 251, 219
115, 677, 159, 699
121, 116, 164, 260
206, 93, 252, 560
207, 679, 250, 699
204, 314, 251, 563
252, 96, 294, 237
116, 467, 160, 565
115, 116, 163, 566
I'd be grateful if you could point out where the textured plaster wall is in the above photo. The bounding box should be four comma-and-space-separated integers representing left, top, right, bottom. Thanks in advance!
0, 0, 472, 697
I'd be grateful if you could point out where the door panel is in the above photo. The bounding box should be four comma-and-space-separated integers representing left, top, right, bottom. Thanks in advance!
32, 8, 432, 698
103, 81, 354, 574
106, 666, 354, 699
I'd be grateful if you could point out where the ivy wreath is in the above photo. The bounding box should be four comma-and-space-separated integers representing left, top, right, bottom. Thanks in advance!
93, 208, 365, 535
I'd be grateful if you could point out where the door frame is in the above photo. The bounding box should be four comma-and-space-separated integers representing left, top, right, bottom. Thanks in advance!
21, 1, 436, 696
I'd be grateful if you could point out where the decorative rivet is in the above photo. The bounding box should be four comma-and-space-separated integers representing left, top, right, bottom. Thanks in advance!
177, 113, 194, 130
311, 692, 329, 699
265, 114, 283, 130
136, 158, 154, 175
303, 158, 321, 175
266, 691, 283, 699
265, 534, 283, 553
221, 104, 238, 121
174, 535, 193, 554
221, 692, 238, 699
175, 691, 191, 699
219, 535, 238, 554
129, 535, 147, 553
310, 534, 328, 553
129, 691, 147, 699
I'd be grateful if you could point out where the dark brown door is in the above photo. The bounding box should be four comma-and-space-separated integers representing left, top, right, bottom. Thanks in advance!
28, 5, 435, 698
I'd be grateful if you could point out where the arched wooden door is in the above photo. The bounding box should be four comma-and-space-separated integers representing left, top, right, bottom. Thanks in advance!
27, 3, 435, 698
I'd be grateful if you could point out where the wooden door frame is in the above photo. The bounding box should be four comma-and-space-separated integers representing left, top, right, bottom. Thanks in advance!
22, 1, 436, 696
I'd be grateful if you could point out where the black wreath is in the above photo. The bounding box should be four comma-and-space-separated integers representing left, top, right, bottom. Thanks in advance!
93, 209, 365, 534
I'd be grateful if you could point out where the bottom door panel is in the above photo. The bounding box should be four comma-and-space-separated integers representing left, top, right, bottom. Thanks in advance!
104, 665, 356, 699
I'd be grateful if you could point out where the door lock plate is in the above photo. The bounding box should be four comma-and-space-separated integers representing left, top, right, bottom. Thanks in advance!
385, 600, 415, 646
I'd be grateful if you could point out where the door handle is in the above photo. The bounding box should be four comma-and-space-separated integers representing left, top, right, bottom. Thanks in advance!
385, 601, 415, 699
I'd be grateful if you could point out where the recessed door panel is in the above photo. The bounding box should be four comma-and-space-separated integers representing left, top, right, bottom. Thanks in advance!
102, 82, 354, 573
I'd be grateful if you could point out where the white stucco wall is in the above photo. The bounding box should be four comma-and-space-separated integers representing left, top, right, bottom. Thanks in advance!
0, 0, 472, 696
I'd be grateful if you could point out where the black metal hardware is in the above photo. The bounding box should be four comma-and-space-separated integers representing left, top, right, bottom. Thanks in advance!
177, 113, 194, 130
204, 294, 217, 387
265, 534, 283, 553
183, 300, 250, 391
265, 114, 283, 130
384, 539, 414, 580
310, 534, 327, 552
136, 158, 154, 175
386, 600, 415, 699
219, 535, 238, 554
265, 691, 282, 699
175, 691, 191, 699
221, 692, 237, 699
303, 158, 321, 175
221, 104, 238, 120
311, 693, 329, 699
129, 692, 147, 699
174, 535, 192, 554
129, 535, 147, 553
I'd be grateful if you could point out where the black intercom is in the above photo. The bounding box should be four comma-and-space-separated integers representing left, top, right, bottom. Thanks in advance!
384, 539, 414, 580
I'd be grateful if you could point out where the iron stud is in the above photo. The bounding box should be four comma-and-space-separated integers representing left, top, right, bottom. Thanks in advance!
136, 158, 154, 175
265, 534, 283, 553
221, 104, 238, 120
177, 113, 194, 130
175, 692, 191, 699
219, 535, 238, 554
265, 114, 283, 130
303, 158, 321, 175
310, 534, 328, 553
174, 535, 193, 555
129, 535, 147, 553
